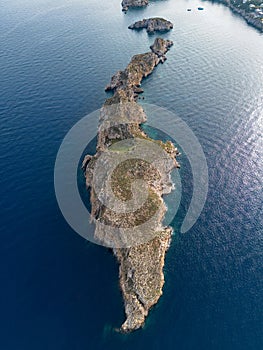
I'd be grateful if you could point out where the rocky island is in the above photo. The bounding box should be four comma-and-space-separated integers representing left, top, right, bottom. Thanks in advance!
82, 38, 179, 332
128, 17, 173, 34
122, 0, 149, 12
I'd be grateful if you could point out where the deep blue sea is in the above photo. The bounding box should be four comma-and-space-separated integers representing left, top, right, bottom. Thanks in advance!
1, 0, 262, 349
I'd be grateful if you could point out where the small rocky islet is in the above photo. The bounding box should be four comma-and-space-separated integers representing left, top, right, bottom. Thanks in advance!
121, 0, 149, 12
83, 37, 178, 332
83, 1, 177, 333
128, 17, 173, 34
81, 0, 261, 335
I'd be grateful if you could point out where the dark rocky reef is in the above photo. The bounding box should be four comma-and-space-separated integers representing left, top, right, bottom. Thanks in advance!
128, 17, 173, 34
122, 0, 148, 12
83, 39, 179, 332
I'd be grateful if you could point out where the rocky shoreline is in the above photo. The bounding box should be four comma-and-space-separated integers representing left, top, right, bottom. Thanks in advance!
82, 38, 179, 332
205, 0, 263, 32
229, 3, 263, 32
128, 17, 173, 34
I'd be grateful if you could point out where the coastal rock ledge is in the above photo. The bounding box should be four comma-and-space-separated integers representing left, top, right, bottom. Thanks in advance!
83, 39, 179, 332
128, 18, 173, 34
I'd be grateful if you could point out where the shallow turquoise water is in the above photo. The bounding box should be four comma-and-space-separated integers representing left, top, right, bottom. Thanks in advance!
0, 0, 262, 349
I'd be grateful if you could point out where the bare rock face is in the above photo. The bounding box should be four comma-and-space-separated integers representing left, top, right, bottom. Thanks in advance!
128, 17, 173, 34
121, 0, 148, 12
83, 39, 179, 332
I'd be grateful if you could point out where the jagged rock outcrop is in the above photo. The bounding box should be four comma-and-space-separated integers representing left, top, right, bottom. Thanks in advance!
150, 37, 173, 61
83, 39, 179, 332
122, 0, 148, 12
128, 17, 173, 34
105, 38, 173, 101
105, 51, 160, 100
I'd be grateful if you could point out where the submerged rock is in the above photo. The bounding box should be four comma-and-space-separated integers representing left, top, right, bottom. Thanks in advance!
128, 17, 173, 34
